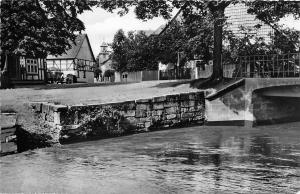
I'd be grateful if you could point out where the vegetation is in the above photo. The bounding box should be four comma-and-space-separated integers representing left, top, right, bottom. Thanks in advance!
94, 68, 102, 80
96, 1, 300, 83
0, 0, 95, 58
1, 1, 299, 86
111, 30, 158, 72
104, 69, 115, 78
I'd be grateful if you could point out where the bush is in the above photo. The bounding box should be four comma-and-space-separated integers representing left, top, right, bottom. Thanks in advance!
104, 69, 115, 77
94, 68, 102, 78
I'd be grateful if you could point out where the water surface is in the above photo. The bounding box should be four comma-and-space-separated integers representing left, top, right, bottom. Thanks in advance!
1, 123, 300, 193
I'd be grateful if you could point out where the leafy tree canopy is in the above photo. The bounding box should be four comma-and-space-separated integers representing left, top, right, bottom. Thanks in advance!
0, 0, 95, 58
111, 29, 128, 72
111, 29, 159, 72
96, 0, 300, 79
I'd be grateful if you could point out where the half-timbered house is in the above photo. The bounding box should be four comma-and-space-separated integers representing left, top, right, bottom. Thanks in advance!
0, 53, 47, 86
46, 34, 96, 83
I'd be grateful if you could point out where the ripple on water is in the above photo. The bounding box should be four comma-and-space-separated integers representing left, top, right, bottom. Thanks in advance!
1, 123, 300, 193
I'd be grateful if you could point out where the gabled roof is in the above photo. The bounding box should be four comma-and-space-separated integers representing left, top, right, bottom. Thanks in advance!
47, 34, 96, 61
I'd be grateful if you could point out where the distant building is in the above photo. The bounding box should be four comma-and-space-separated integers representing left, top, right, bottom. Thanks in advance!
46, 34, 96, 83
225, 3, 274, 42
98, 42, 111, 64
97, 42, 114, 79
223, 3, 275, 78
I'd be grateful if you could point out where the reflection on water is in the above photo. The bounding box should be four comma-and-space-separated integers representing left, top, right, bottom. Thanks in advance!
1, 123, 300, 193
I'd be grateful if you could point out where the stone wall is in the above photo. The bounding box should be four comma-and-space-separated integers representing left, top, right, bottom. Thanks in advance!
30, 91, 205, 143
1, 113, 17, 155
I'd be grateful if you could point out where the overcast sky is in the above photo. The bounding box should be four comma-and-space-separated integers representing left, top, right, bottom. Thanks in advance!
79, 8, 300, 57
78, 8, 168, 56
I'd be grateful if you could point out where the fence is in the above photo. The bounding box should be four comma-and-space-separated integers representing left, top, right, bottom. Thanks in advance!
142, 70, 159, 81
227, 53, 300, 78
159, 68, 191, 80
114, 70, 159, 82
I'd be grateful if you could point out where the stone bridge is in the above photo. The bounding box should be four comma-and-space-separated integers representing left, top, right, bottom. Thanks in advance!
205, 78, 300, 126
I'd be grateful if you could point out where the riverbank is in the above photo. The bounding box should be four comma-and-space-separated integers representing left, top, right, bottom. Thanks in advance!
1, 80, 200, 153
30, 91, 205, 143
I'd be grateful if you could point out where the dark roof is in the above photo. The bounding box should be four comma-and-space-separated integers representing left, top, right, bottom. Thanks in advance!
47, 34, 95, 61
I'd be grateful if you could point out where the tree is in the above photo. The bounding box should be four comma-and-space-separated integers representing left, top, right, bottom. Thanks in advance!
111, 30, 159, 72
0, 0, 95, 58
111, 29, 128, 72
96, 1, 300, 83
126, 31, 158, 71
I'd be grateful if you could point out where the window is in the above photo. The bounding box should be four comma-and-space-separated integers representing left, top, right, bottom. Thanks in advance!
26, 58, 38, 74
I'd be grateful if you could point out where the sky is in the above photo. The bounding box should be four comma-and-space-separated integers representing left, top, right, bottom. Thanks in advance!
79, 7, 300, 57
78, 8, 169, 56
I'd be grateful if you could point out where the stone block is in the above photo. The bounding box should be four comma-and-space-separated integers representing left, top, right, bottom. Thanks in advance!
30, 102, 45, 112
189, 101, 195, 107
53, 112, 61, 125
42, 103, 51, 113
193, 116, 203, 121
165, 107, 177, 114
188, 93, 196, 100
69, 105, 87, 112
181, 101, 190, 107
153, 110, 163, 116
166, 114, 177, 120
152, 115, 161, 122
189, 106, 196, 112
179, 93, 190, 100
136, 103, 150, 110
181, 107, 189, 113
153, 103, 164, 110
126, 117, 137, 124
166, 94, 179, 102
138, 117, 152, 123
136, 109, 147, 118
181, 112, 194, 118
164, 102, 178, 107
171, 119, 179, 125
0, 113, 17, 128
123, 110, 136, 117
144, 122, 151, 128
153, 96, 166, 103
194, 111, 204, 117
195, 91, 204, 100
50, 104, 68, 112
136, 98, 152, 104
106, 101, 136, 111
197, 104, 204, 110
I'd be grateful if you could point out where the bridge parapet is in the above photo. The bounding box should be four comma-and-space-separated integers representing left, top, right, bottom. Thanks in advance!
205, 78, 300, 126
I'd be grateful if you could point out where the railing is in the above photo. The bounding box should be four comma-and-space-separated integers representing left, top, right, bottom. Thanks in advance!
224, 53, 300, 78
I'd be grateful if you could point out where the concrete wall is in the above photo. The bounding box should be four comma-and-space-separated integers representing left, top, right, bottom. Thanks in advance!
205, 84, 252, 126
252, 91, 300, 125
31, 91, 205, 143
206, 78, 300, 126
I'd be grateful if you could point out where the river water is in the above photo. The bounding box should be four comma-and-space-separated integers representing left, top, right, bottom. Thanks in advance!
1, 123, 300, 194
